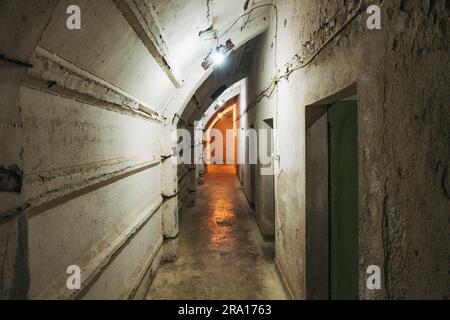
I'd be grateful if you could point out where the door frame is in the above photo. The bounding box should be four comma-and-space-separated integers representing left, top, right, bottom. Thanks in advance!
305, 84, 359, 300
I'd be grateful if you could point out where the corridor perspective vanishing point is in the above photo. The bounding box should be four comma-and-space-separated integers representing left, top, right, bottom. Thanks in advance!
0, 0, 449, 303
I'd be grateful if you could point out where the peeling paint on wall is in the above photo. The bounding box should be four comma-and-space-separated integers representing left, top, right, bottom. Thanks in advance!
0, 166, 23, 194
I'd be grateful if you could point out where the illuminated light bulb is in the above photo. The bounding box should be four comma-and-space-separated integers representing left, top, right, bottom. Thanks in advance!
211, 47, 225, 65
216, 99, 225, 107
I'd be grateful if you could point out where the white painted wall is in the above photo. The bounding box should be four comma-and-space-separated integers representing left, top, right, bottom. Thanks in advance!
1, 0, 169, 299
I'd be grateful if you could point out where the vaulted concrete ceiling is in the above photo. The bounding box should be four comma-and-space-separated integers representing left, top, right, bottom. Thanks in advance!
154, 0, 271, 118
3, 0, 271, 120
152, 0, 268, 78
112, 0, 271, 117
179, 36, 259, 125
109, 0, 271, 118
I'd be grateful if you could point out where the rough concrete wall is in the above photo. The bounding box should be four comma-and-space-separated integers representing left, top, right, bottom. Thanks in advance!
38, 0, 174, 110
236, 80, 249, 186
177, 120, 197, 218
1, 0, 170, 299
244, 23, 278, 239
0, 0, 60, 299
161, 123, 180, 263
238, 114, 256, 206
305, 107, 329, 300
248, 0, 449, 299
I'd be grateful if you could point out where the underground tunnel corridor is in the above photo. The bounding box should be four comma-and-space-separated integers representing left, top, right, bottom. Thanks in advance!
1, 0, 448, 303
147, 165, 287, 300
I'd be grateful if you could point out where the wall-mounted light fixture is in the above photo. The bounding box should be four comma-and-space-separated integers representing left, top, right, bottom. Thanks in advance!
202, 39, 235, 70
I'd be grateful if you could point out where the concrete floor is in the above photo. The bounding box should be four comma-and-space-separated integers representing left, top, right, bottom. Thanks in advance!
147, 165, 288, 300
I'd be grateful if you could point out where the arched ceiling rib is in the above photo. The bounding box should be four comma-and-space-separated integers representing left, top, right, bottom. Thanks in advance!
152, 0, 269, 78
179, 35, 260, 126
197, 80, 245, 131
20, 0, 271, 119
158, 0, 271, 119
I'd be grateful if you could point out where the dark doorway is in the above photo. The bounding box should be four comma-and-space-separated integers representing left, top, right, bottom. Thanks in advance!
328, 100, 359, 300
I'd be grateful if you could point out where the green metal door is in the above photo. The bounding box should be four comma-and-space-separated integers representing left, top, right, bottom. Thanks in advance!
328, 101, 359, 300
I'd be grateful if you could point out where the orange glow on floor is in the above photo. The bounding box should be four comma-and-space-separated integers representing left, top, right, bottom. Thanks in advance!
206, 165, 238, 251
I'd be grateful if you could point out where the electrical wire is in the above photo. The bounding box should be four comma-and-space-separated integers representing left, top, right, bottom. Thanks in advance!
167, 0, 363, 119
218, 2, 279, 123
164, 4, 278, 117
249, 0, 364, 108
218, 3, 278, 40
219, 2, 279, 71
